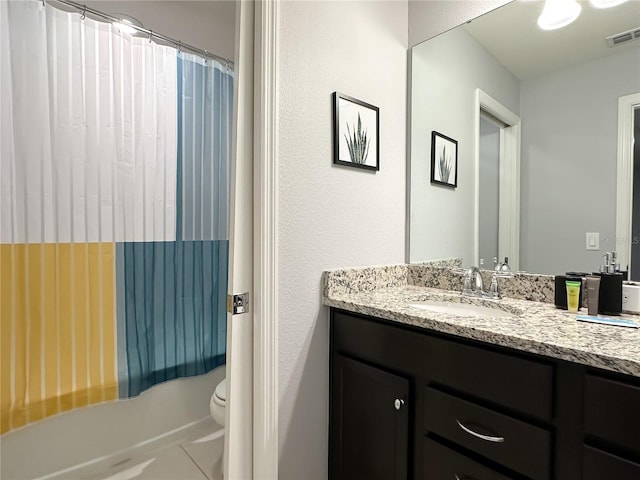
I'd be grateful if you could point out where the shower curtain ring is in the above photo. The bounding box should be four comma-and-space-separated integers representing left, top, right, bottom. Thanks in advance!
204, 51, 208, 64
177, 41, 182, 54
81, 5, 86, 20
148, 31, 153, 43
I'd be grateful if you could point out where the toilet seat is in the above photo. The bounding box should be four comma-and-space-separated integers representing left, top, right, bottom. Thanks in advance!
210, 378, 226, 427
214, 378, 226, 403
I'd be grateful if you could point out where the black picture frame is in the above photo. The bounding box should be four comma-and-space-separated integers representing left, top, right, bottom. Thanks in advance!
333, 92, 379, 171
430, 131, 458, 188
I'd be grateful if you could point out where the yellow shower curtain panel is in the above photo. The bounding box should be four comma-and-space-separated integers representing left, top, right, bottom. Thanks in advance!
1, 244, 118, 433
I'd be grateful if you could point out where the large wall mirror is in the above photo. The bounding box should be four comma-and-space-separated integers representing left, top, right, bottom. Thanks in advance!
408, 0, 640, 276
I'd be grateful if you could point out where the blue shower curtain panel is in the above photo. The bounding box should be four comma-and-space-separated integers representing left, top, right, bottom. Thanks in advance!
117, 55, 234, 397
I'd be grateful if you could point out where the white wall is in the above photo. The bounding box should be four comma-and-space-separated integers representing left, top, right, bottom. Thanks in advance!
277, 1, 408, 478
520, 48, 640, 275
408, 0, 511, 47
85, 1, 236, 61
409, 27, 519, 264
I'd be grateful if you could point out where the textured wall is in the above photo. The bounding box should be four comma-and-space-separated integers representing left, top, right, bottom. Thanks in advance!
277, 1, 408, 478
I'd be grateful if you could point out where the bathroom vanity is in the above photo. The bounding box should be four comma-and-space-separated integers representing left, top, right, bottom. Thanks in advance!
324, 266, 640, 480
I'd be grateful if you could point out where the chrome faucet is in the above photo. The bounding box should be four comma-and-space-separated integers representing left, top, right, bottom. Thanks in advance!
462, 266, 485, 297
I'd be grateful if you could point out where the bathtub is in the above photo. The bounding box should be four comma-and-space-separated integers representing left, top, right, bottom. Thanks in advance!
0, 366, 225, 480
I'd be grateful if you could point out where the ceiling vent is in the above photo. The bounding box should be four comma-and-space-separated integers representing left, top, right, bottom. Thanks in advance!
606, 27, 640, 47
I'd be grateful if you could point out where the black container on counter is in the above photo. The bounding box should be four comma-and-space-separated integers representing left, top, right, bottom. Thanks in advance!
554, 273, 586, 310
592, 272, 623, 316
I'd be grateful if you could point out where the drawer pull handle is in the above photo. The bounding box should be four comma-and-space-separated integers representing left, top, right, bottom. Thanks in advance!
456, 419, 504, 443
394, 398, 405, 410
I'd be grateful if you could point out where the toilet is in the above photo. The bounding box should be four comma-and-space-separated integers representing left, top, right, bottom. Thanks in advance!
210, 378, 226, 426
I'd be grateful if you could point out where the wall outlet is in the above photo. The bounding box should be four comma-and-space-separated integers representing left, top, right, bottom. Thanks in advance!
586, 232, 600, 251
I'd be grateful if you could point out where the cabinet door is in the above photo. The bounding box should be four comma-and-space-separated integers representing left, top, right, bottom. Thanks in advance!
584, 374, 640, 455
330, 354, 409, 480
583, 445, 640, 479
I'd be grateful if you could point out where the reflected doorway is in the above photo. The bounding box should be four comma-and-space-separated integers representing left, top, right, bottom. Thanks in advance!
631, 106, 640, 280
479, 111, 505, 268
474, 89, 521, 271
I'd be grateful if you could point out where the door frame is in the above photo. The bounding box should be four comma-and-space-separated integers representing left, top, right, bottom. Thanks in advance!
615, 92, 640, 278
253, 0, 279, 478
474, 89, 521, 271
227, 1, 279, 478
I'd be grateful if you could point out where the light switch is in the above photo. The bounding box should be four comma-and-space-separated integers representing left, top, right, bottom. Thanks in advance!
586, 232, 600, 251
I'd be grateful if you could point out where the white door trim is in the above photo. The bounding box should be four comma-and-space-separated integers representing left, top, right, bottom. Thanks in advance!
253, 0, 279, 478
615, 92, 640, 277
474, 89, 521, 271
226, 1, 256, 479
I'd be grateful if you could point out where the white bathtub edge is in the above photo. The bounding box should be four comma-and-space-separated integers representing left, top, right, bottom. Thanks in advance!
1, 367, 225, 480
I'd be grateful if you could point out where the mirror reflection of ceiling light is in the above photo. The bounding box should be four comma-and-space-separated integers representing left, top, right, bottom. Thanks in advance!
537, 0, 582, 30
112, 14, 143, 36
588, 0, 629, 8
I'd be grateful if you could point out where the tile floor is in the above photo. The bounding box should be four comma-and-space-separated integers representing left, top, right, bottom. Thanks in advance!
81, 420, 224, 480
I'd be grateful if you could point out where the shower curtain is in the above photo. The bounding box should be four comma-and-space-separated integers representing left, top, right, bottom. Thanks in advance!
0, 0, 233, 434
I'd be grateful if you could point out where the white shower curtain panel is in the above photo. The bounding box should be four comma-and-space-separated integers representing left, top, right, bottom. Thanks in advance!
0, 0, 178, 244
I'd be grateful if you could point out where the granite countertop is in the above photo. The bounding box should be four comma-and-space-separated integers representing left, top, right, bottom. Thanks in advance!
323, 273, 640, 377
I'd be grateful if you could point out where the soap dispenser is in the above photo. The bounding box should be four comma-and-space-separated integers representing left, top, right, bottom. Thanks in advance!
595, 252, 623, 315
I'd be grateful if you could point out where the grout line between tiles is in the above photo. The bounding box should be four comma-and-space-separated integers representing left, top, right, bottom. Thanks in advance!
180, 444, 211, 480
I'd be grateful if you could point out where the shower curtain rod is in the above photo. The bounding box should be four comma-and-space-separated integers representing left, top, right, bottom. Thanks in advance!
46, 0, 234, 68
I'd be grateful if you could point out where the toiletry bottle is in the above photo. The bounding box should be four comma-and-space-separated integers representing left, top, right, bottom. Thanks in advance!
566, 280, 581, 313
556, 273, 586, 309
586, 276, 601, 316
611, 252, 618, 273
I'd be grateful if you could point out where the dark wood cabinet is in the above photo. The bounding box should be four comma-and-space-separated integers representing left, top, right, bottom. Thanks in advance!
582, 445, 640, 479
329, 354, 409, 480
329, 308, 640, 480
584, 374, 640, 457
422, 437, 512, 480
424, 387, 551, 479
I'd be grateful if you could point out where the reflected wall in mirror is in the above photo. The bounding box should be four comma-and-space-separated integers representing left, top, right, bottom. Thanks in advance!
408, 0, 640, 276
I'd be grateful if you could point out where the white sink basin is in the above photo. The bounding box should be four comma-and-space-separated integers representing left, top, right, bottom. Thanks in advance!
408, 300, 515, 318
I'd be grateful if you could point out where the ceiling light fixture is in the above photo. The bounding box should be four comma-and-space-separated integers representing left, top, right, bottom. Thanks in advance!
537, 0, 582, 30
588, 0, 629, 8
112, 14, 143, 36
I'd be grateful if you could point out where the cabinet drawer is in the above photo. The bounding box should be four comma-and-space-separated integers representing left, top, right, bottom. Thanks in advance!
424, 387, 551, 480
583, 445, 640, 479
584, 374, 640, 455
422, 437, 511, 480
425, 338, 554, 421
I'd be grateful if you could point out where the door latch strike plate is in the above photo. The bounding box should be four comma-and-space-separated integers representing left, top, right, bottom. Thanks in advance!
227, 292, 249, 315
